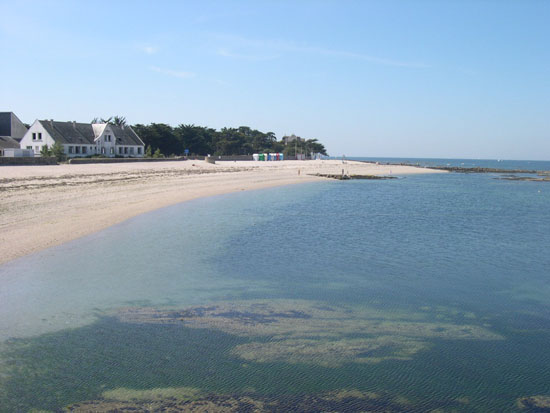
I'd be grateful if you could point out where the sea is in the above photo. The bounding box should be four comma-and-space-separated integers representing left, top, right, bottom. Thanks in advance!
346, 156, 550, 171
1, 158, 549, 412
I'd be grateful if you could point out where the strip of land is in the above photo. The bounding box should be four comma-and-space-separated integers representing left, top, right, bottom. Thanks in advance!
0, 160, 443, 266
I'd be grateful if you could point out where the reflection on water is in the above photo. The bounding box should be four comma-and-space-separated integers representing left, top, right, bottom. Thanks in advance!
1, 174, 550, 412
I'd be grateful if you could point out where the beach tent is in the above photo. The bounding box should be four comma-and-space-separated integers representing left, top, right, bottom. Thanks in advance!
252, 154, 259, 161
259, 153, 265, 161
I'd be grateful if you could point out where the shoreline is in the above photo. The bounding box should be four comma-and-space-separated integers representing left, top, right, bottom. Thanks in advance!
0, 160, 444, 266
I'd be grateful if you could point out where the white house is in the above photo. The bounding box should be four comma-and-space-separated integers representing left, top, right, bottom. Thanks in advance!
20, 120, 145, 158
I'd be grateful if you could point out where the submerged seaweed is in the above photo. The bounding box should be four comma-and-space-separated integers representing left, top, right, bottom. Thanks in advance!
114, 300, 502, 367
0, 300, 506, 411
65, 387, 467, 413
517, 395, 550, 411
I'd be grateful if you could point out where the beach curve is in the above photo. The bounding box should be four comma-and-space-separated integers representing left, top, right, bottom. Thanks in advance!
0, 159, 443, 266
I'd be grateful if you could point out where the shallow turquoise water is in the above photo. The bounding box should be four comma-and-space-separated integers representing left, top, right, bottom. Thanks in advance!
1, 172, 550, 411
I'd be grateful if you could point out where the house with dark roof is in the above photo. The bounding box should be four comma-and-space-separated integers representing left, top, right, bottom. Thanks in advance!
0, 112, 29, 156
282, 134, 302, 145
19, 120, 145, 158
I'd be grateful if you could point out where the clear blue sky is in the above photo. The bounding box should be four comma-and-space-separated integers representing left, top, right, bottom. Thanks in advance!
1, 0, 549, 159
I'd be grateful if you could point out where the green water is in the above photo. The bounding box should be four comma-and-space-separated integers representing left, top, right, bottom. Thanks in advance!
1, 173, 550, 411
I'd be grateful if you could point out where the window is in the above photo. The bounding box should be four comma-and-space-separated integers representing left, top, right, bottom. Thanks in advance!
101, 147, 105, 154
110, 147, 114, 155
82, 146, 87, 154
32, 133, 36, 140
38, 133, 42, 140
69, 146, 74, 154
130, 147, 134, 155
118, 147, 122, 154
26, 146, 32, 150
137, 147, 142, 155
124, 147, 128, 154
75, 146, 80, 154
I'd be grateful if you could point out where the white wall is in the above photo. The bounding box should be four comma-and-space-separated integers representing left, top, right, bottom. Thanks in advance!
3, 148, 35, 157
116, 145, 144, 157
20, 121, 145, 158
64, 143, 97, 157
19, 120, 56, 156
96, 125, 117, 157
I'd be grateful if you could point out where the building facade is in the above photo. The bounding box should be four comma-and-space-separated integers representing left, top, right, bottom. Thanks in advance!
0, 112, 28, 156
20, 120, 145, 158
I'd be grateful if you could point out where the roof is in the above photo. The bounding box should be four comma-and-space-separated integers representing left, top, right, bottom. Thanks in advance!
110, 124, 145, 146
39, 120, 96, 145
283, 134, 301, 143
35, 120, 145, 146
0, 112, 28, 141
0, 135, 21, 149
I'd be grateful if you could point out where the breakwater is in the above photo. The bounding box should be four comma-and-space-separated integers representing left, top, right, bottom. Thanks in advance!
311, 173, 397, 180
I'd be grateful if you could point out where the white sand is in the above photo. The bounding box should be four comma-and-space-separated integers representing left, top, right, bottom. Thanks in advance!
0, 160, 443, 265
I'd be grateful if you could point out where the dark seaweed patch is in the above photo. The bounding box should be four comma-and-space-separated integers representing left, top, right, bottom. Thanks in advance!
213, 310, 312, 325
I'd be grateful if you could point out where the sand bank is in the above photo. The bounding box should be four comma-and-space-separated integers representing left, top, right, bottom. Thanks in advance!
0, 160, 443, 265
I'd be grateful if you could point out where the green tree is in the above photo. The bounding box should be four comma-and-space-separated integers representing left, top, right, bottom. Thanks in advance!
153, 148, 163, 158
91, 116, 126, 126
174, 124, 216, 155
145, 145, 153, 157
51, 142, 66, 162
91, 117, 112, 124
40, 145, 52, 157
112, 116, 127, 126
130, 122, 328, 157
304, 138, 327, 156
133, 123, 179, 156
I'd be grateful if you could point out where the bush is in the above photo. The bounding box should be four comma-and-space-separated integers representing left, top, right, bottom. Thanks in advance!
51, 142, 66, 162
40, 145, 52, 157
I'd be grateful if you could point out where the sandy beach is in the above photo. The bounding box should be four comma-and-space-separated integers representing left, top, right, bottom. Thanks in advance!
0, 159, 442, 266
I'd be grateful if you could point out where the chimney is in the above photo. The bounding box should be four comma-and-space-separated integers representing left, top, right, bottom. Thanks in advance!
72, 121, 76, 128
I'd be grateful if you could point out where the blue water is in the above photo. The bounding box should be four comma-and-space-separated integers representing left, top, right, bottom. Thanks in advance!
1, 171, 550, 411
347, 157, 550, 171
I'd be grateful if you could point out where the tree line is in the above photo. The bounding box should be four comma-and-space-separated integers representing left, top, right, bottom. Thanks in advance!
94, 116, 328, 158
133, 124, 327, 158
